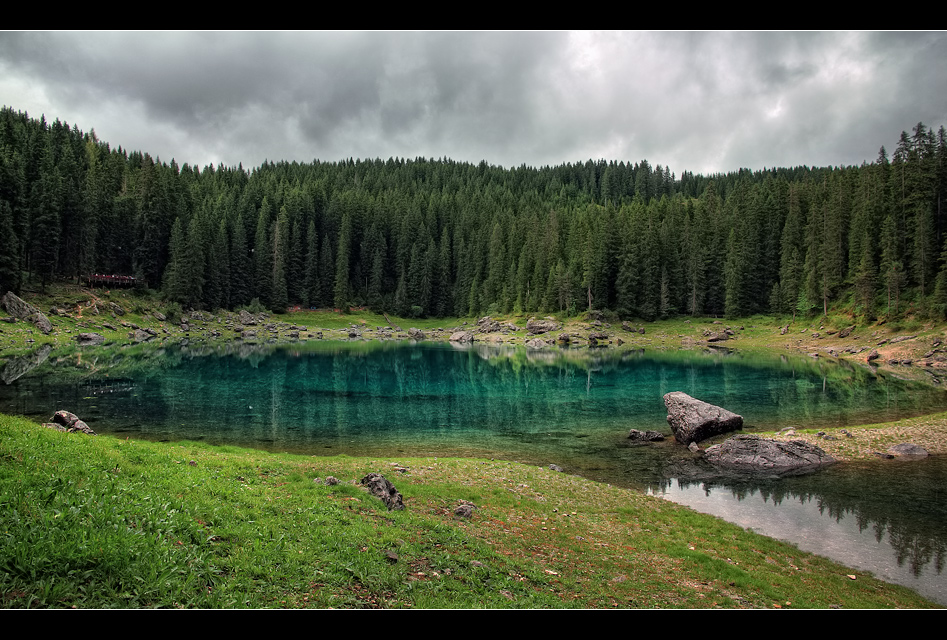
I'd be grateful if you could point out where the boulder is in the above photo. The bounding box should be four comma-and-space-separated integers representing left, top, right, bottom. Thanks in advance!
663, 392, 743, 444
525, 338, 547, 349
588, 331, 609, 345
408, 327, 425, 340
449, 331, 474, 344
1, 291, 53, 334
475, 316, 501, 333
887, 443, 929, 458
703, 434, 835, 475
49, 410, 97, 436
526, 317, 561, 335
359, 473, 405, 511
76, 332, 105, 345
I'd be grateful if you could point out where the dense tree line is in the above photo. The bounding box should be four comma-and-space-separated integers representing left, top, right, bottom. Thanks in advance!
2, 106, 946, 321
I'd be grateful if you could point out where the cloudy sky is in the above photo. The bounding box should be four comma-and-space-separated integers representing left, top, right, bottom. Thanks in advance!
1, 31, 945, 176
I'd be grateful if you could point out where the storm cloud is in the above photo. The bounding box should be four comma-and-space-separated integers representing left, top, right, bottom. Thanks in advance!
1, 31, 944, 175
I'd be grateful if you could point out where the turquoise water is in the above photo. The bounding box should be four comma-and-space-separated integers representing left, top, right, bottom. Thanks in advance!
3, 340, 945, 485
3, 339, 946, 604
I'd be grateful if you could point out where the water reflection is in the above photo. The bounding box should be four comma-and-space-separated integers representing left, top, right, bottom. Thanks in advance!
650, 457, 947, 605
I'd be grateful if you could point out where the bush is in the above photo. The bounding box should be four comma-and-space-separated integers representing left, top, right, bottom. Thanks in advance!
162, 302, 183, 324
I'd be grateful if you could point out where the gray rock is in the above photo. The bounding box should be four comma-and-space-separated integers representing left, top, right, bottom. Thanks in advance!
449, 331, 474, 344
359, 473, 405, 511
525, 338, 547, 349
627, 429, 665, 442
549, 464, 563, 472
887, 443, 929, 458
76, 332, 105, 345
1, 291, 53, 334
408, 327, 425, 340
663, 392, 744, 444
50, 410, 97, 436
526, 317, 561, 335
588, 331, 609, 345
454, 503, 475, 518
703, 435, 835, 475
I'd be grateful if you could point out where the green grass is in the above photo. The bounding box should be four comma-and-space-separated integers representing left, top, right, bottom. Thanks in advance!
0, 414, 936, 609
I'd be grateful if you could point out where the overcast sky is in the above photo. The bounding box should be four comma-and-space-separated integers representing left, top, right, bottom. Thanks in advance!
1, 31, 945, 176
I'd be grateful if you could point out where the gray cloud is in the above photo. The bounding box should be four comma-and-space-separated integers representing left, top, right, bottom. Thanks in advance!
0, 31, 944, 175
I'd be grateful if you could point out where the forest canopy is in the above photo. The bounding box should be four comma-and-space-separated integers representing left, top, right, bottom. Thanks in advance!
1, 106, 945, 322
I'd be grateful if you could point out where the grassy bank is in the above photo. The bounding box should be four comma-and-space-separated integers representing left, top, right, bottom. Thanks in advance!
0, 413, 937, 609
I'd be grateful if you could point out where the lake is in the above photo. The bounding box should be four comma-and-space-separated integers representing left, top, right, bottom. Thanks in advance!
2, 338, 946, 604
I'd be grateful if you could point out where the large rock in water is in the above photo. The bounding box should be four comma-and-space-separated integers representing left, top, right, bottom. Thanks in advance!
703, 434, 835, 476
663, 392, 743, 444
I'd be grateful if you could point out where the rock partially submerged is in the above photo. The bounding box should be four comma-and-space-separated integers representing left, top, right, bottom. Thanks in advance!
627, 429, 665, 442
704, 434, 835, 476
449, 331, 474, 344
359, 473, 405, 511
663, 392, 743, 445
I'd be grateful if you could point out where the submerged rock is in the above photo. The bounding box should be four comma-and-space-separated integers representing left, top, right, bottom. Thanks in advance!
703, 434, 835, 476
627, 429, 665, 442
663, 392, 743, 444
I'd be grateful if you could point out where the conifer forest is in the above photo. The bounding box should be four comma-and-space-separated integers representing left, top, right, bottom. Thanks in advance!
1, 106, 946, 322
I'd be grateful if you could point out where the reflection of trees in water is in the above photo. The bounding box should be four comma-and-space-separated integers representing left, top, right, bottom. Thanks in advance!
660, 458, 947, 576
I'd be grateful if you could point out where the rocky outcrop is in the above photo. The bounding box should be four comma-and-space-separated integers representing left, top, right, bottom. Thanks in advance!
1, 291, 53, 334
703, 434, 835, 475
76, 332, 105, 345
525, 338, 547, 349
408, 327, 425, 340
359, 473, 405, 511
663, 392, 743, 444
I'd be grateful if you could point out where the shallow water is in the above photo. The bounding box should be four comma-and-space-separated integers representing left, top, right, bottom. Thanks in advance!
3, 339, 946, 604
